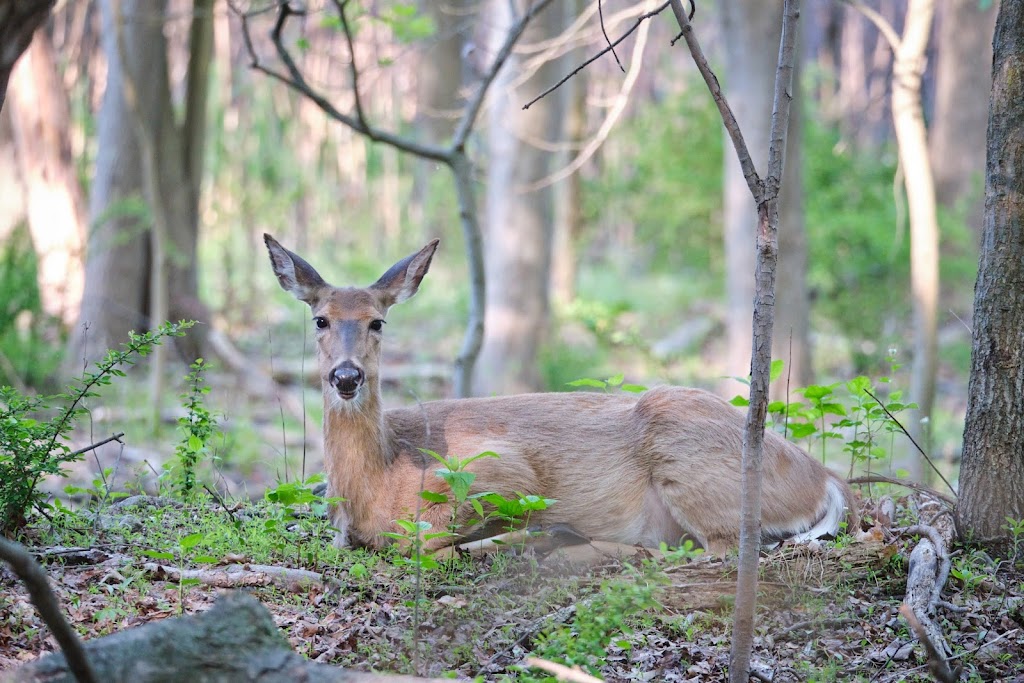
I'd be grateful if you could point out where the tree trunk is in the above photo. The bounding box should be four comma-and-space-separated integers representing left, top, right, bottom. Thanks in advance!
890, 0, 939, 482
958, 0, 1024, 542
71, 0, 210, 369
71, 0, 160, 367
474, 0, 560, 396
7, 29, 86, 329
0, 0, 54, 112
720, 0, 811, 392
409, 0, 468, 238
550, 0, 586, 307
774, 46, 813, 391
929, 0, 998, 232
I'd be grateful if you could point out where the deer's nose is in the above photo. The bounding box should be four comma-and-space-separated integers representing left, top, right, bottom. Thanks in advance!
330, 361, 364, 397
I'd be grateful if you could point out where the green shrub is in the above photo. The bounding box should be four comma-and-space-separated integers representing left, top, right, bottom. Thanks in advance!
0, 321, 192, 535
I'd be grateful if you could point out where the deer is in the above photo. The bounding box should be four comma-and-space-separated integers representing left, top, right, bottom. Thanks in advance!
264, 234, 858, 556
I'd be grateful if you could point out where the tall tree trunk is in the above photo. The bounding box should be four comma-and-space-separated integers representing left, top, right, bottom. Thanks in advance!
929, 0, 998, 232
71, 0, 211, 369
409, 0, 468, 238
721, 0, 811, 392
550, 0, 586, 307
890, 0, 939, 481
474, 0, 560, 396
8, 29, 86, 329
71, 0, 160, 367
958, 0, 1024, 541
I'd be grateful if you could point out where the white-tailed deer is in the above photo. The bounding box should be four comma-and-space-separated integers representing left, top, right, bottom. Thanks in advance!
264, 234, 858, 555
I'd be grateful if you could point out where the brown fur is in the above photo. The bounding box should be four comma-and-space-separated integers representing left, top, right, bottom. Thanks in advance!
264, 234, 858, 555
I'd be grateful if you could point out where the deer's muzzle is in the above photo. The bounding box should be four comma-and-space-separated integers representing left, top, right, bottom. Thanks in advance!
330, 361, 364, 399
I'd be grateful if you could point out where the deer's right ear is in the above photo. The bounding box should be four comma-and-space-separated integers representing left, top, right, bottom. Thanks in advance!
264, 233, 328, 306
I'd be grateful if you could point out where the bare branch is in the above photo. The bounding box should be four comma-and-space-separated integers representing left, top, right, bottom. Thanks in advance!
67, 432, 125, 459
0, 537, 98, 683
841, 0, 902, 52
522, 9, 653, 191
599, 0, 625, 72
456, 0, 558, 140
330, 0, 370, 132
848, 475, 956, 507
523, 1, 670, 111
669, 0, 763, 203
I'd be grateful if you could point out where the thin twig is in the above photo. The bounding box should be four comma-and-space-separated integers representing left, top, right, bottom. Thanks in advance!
202, 483, 237, 524
523, 1, 670, 110
840, 0, 902, 52
0, 538, 98, 683
848, 474, 956, 507
598, 0, 625, 72
863, 389, 957, 497
67, 432, 125, 459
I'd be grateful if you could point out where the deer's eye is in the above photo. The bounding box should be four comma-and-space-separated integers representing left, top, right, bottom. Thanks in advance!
314, 316, 329, 330
369, 319, 385, 332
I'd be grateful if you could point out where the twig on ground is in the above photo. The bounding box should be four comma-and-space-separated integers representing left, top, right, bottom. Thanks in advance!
525, 657, 603, 683
905, 524, 952, 611
0, 537, 98, 683
202, 484, 237, 524
143, 562, 339, 592
476, 603, 578, 676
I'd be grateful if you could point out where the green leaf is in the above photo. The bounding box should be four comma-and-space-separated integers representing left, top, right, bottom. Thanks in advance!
192, 555, 218, 564
566, 378, 607, 389
349, 562, 367, 579
788, 423, 818, 439
621, 384, 648, 393
730, 395, 750, 407
142, 550, 174, 561
179, 533, 206, 550
187, 434, 203, 452
441, 470, 476, 502
606, 373, 625, 387
420, 490, 449, 504
800, 384, 834, 401
769, 359, 785, 383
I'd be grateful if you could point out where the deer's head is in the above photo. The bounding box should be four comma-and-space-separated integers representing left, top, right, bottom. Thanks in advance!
264, 234, 438, 407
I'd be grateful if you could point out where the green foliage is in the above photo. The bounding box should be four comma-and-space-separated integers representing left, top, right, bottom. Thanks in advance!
0, 224, 61, 389
566, 372, 647, 394
171, 359, 219, 500
264, 473, 343, 568
731, 359, 916, 473
0, 321, 193, 536
142, 531, 218, 613
528, 571, 657, 677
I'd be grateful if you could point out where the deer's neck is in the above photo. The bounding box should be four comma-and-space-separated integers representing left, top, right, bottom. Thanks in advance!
322, 383, 395, 509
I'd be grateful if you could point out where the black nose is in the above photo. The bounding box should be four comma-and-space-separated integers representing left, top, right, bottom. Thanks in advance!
330, 362, 364, 396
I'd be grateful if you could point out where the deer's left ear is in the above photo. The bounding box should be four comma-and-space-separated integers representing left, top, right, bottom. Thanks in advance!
370, 239, 439, 308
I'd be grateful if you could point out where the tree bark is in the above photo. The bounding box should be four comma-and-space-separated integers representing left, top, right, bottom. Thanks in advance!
929, 0, 997, 231
7, 29, 86, 329
474, 0, 561, 395
958, 0, 1024, 542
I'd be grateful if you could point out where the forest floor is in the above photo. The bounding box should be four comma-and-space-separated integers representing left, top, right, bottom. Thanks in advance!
2, 490, 1023, 682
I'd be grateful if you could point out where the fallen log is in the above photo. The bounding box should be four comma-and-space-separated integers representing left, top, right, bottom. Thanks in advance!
5, 591, 443, 683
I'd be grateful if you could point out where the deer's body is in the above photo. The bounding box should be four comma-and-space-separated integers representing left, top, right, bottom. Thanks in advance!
264, 234, 857, 555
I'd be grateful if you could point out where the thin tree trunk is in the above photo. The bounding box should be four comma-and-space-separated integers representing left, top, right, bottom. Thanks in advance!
957, 0, 1024, 542
474, 0, 560, 396
8, 30, 86, 329
891, 0, 939, 481
0, 0, 54, 111
550, 0, 586, 307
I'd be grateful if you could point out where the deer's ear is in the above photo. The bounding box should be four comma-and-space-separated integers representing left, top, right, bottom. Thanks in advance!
264, 233, 328, 306
370, 239, 439, 308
